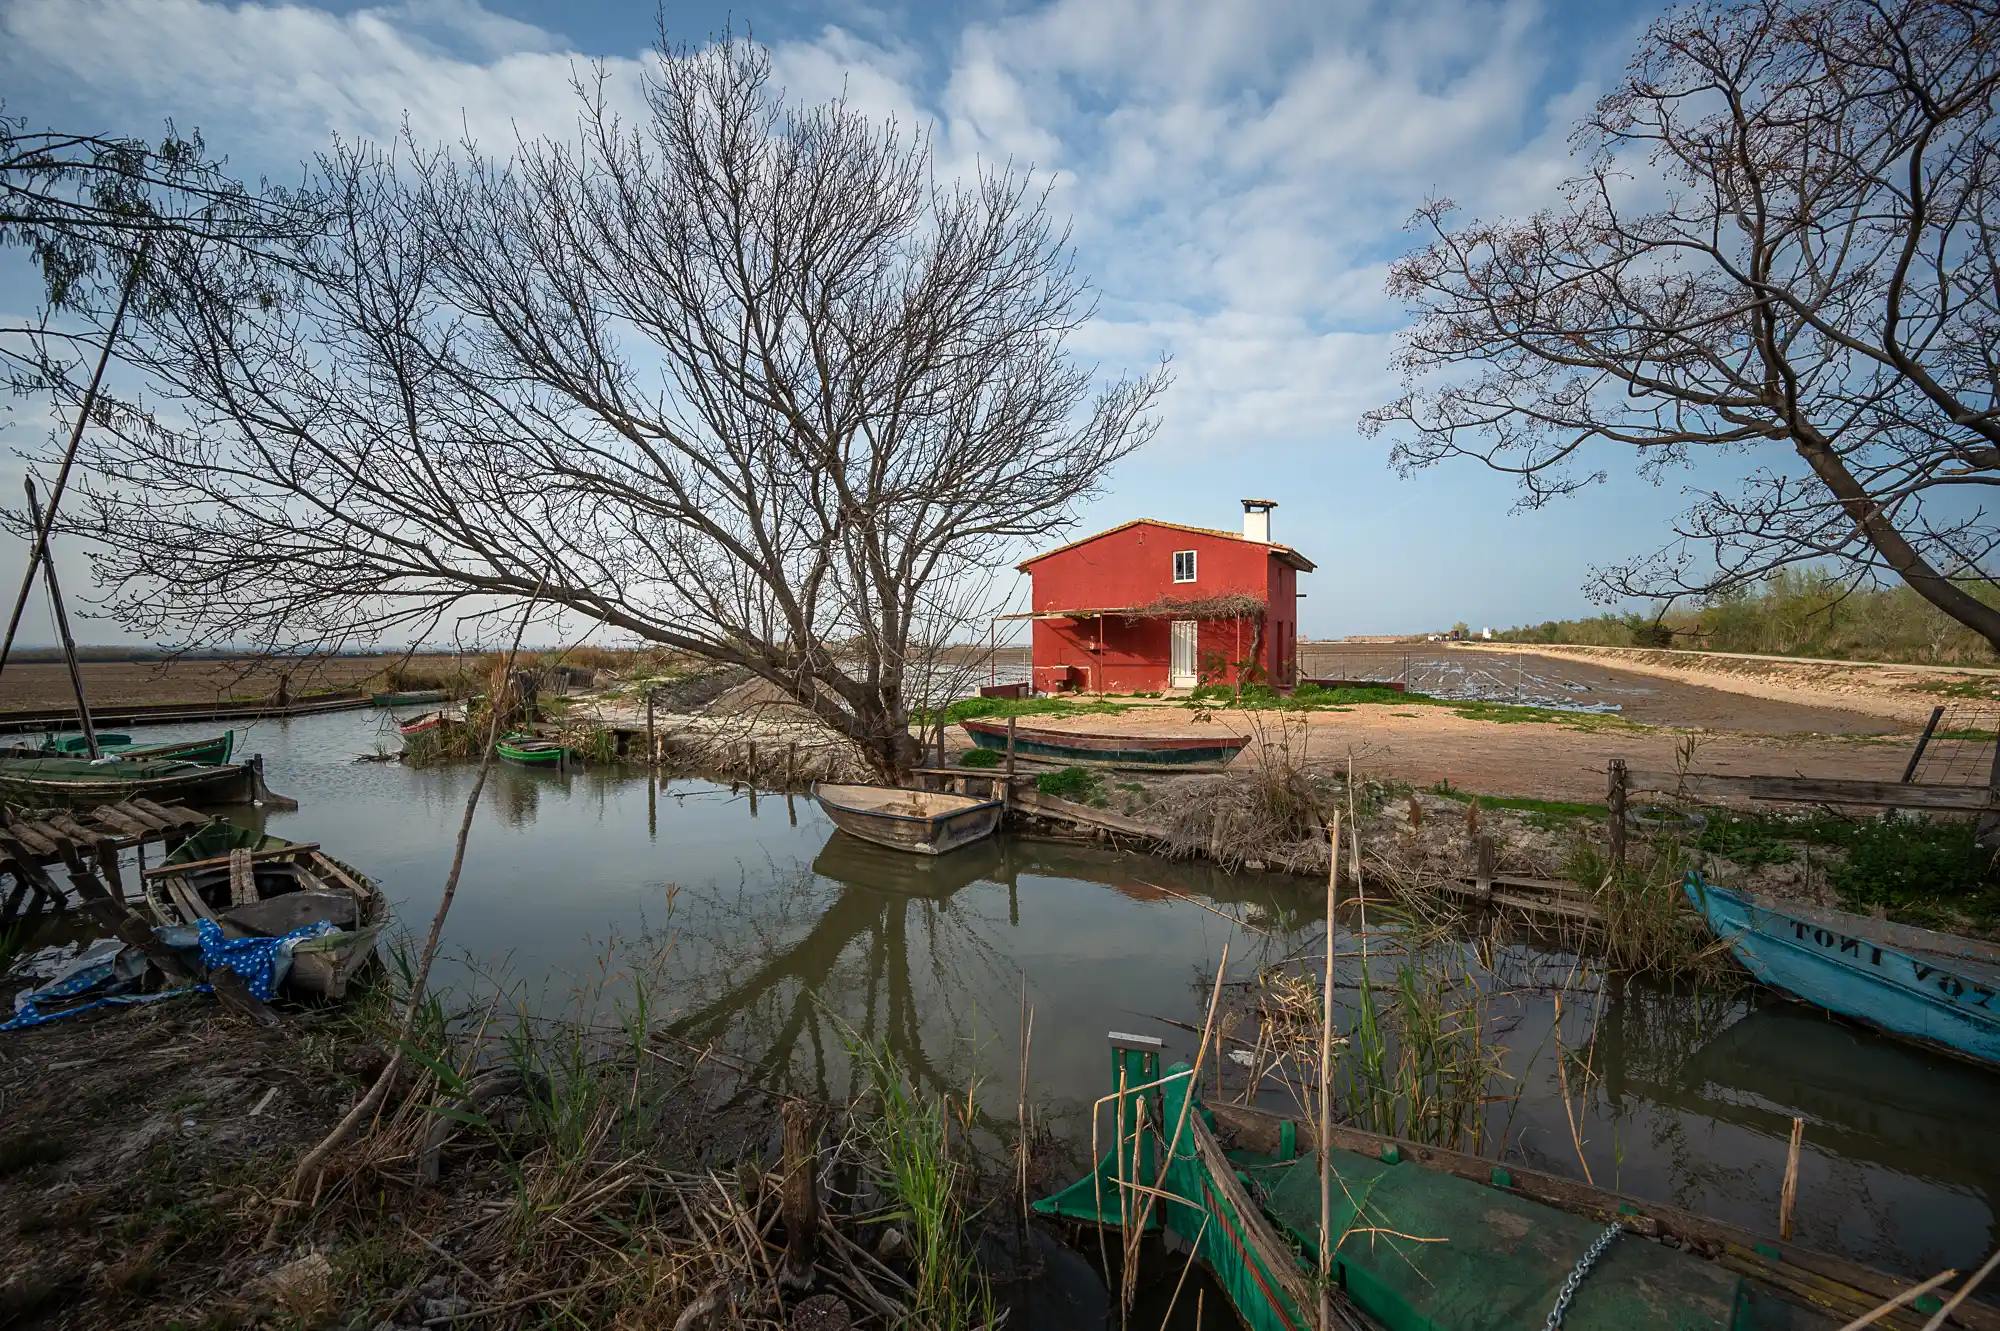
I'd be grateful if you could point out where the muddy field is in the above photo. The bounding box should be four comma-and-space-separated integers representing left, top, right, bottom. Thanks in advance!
0, 655, 470, 712
1298, 642, 1915, 734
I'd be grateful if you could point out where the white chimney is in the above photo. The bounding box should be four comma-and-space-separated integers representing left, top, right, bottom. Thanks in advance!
1241, 499, 1276, 544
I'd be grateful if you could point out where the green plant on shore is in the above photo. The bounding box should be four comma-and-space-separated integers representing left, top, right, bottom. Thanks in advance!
930, 695, 1129, 725
1564, 837, 1732, 980
843, 1035, 995, 1331
958, 747, 1002, 768
1036, 766, 1102, 800
1695, 808, 2000, 927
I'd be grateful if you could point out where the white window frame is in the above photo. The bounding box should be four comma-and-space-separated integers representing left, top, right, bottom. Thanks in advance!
1172, 550, 1197, 583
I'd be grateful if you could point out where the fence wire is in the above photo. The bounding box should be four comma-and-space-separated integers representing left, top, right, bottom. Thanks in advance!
1905, 703, 2000, 788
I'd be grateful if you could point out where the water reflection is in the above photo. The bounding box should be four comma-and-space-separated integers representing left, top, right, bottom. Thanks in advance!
30, 706, 2000, 1284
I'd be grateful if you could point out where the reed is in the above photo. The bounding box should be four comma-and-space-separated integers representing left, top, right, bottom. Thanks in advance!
842, 1034, 996, 1331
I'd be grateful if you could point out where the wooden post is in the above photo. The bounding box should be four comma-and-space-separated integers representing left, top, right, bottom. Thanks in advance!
27, 479, 101, 759
1475, 834, 1496, 904
1981, 732, 2000, 848
1779, 1116, 1804, 1240
1607, 759, 1628, 873
646, 690, 656, 768
780, 1099, 823, 1289
786, 741, 798, 790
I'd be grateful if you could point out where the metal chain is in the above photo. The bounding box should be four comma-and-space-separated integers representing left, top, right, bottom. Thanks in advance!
1543, 1221, 1624, 1331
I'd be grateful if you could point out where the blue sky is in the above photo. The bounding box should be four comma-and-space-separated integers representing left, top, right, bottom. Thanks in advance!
0, 0, 1741, 646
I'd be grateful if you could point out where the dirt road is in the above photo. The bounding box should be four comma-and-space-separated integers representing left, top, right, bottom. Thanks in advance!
952, 702, 1916, 804
1298, 642, 1918, 733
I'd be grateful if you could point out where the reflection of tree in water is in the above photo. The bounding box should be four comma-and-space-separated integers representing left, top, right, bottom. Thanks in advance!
655, 834, 1021, 1119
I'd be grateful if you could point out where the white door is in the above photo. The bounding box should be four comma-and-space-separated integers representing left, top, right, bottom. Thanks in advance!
1169, 620, 1199, 688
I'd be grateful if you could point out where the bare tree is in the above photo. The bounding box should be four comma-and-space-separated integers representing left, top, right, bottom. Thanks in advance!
46, 39, 1164, 779
1363, 0, 2000, 649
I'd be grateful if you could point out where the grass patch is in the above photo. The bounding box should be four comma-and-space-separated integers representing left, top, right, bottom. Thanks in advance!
1035, 766, 1103, 802
1447, 700, 1643, 731
931, 695, 1128, 724
1698, 809, 2000, 927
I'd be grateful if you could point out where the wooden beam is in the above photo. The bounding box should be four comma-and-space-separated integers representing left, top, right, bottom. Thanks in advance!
1625, 770, 2000, 811
1009, 788, 1168, 840
141, 842, 320, 880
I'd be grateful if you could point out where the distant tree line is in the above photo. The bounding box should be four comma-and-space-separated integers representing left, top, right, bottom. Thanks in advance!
1495, 570, 2000, 664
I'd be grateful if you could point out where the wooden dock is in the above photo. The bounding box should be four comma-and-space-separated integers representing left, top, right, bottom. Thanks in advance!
0, 690, 371, 735
0, 798, 211, 925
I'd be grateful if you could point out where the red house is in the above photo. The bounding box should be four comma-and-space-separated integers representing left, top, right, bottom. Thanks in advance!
1016, 501, 1314, 693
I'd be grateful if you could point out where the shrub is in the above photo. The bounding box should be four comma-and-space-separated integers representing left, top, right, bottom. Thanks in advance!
957, 747, 1001, 768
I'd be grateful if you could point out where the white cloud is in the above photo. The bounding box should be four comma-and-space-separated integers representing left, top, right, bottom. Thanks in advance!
0, 0, 1667, 634
0, 0, 648, 158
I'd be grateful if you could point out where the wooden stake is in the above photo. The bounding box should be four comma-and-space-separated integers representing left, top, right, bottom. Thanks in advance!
26, 479, 102, 758
787, 741, 798, 790
1006, 715, 1018, 789
0, 247, 146, 679
1607, 759, 1628, 873
1320, 815, 1339, 1331
780, 1098, 823, 1289
645, 690, 656, 767
1921, 1246, 2000, 1331
1475, 834, 1496, 904
1779, 1115, 1804, 1240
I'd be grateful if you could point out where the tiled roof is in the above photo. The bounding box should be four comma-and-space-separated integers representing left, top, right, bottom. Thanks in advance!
1017, 519, 1316, 572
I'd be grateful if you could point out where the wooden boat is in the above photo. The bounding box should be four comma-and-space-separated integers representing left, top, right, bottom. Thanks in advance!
371, 688, 449, 707
144, 822, 383, 1000
398, 711, 445, 736
0, 755, 294, 809
496, 733, 564, 765
1685, 872, 2000, 1068
812, 783, 1003, 855
1038, 1033, 1996, 1331
960, 718, 1249, 768
34, 731, 236, 765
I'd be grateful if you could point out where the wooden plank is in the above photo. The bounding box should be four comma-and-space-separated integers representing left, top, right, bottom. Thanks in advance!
5, 821, 59, 858
1625, 770, 2000, 811
1009, 787, 1169, 839
164, 875, 219, 923
89, 806, 151, 838
228, 847, 256, 906
308, 854, 373, 903
140, 842, 319, 880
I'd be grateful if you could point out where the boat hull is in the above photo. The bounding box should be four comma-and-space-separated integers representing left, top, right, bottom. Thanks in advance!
372, 689, 449, 706
0, 756, 282, 807
496, 735, 563, 764
814, 783, 1003, 855
960, 718, 1248, 768
1685, 873, 2000, 1068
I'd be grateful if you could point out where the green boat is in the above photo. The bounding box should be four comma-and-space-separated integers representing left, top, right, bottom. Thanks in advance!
1037, 1034, 1981, 1331
496, 733, 564, 765
37, 731, 236, 764
0, 755, 294, 808
372, 689, 449, 707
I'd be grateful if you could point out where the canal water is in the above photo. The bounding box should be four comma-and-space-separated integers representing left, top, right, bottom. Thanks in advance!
22, 706, 2000, 1298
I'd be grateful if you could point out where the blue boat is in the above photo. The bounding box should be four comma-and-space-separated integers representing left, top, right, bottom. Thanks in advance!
1684, 872, 2000, 1068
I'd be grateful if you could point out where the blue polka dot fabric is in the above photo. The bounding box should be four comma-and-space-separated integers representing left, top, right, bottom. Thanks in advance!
195, 918, 341, 1001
